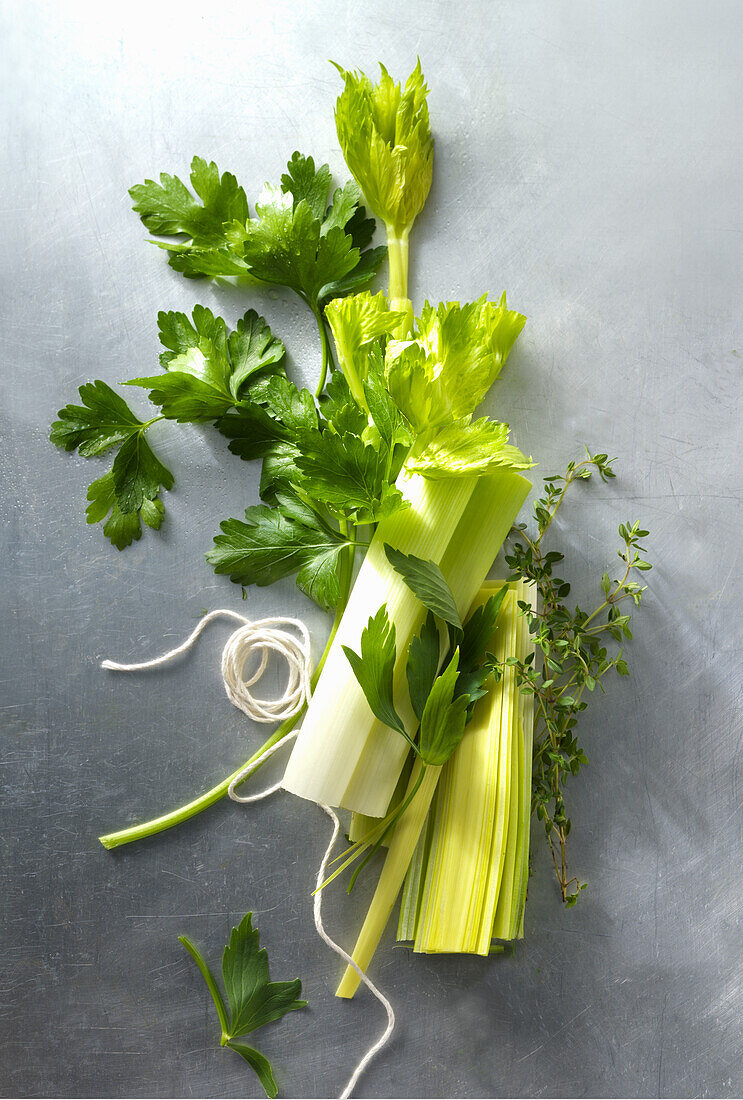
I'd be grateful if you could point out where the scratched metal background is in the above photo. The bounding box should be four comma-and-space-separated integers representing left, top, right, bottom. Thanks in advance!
2, 1, 741, 1097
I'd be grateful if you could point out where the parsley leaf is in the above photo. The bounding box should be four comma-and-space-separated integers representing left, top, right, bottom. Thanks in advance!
216, 405, 292, 462
231, 153, 386, 312
130, 156, 250, 277
295, 431, 407, 524
85, 471, 163, 550
207, 491, 352, 611
222, 914, 305, 1036
129, 307, 286, 422
384, 544, 462, 630
111, 431, 174, 513
51, 383, 174, 549
179, 912, 306, 1099
50, 380, 145, 456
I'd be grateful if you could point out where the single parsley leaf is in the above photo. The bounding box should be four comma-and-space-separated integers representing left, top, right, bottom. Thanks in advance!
52, 382, 174, 547
342, 606, 413, 745
85, 470, 165, 550
207, 494, 351, 611
130, 307, 286, 422
232, 153, 385, 311
384, 544, 462, 630
418, 649, 469, 766
295, 431, 407, 524
130, 156, 250, 277
111, 432, 174, 514
50, 381, 145, 456
406, 611, 441, 722
222, 914, 305, 1038
179, 913, 306, 1100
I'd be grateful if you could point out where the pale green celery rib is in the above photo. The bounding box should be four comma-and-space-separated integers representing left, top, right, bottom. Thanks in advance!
412, 587, 515, 955
282, 473, 479, 816
348, 755, 413, 845
336, 759, 441, 999
491, 594, 522, 940
337, 469, 531, 816
396, 809, 433, 941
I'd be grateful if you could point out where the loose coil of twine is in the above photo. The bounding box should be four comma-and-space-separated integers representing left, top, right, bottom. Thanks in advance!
102, 608, 395, 1098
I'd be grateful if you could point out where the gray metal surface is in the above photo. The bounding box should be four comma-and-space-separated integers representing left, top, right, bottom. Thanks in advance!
2, 1, 741, 1096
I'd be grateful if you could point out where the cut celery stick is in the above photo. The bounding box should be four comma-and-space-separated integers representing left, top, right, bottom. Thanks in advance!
510, 584, 535, 939
491, 599, 522, 940
336, 759, 441, 999
283, 469, 530, 816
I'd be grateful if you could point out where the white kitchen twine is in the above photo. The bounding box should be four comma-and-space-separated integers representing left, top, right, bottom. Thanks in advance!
101, 608, 395, 1097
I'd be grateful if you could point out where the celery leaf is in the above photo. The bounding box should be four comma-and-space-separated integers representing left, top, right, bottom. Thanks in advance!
408, 419, 533, 479
325, 290, 405, 404
334, 60, 434, 237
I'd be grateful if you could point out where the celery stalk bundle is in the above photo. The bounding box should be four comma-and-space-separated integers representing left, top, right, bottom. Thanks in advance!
399, 580, 535, 953
283, 471, 530, 815
335, 580, 534, 998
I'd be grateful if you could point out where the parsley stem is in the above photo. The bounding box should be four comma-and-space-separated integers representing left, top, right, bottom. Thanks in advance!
313, 306, 334, 396
98, 583, 352, 851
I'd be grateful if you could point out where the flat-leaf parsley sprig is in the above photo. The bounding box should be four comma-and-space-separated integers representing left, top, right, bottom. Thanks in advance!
179, 912, 306, 1099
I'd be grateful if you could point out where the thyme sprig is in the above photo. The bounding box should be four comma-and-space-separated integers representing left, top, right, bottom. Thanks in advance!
502, 451, 651, 905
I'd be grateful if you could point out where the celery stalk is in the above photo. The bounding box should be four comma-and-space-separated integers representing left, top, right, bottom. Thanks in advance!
283, 470, 530, 817
335, 759, 441, 999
